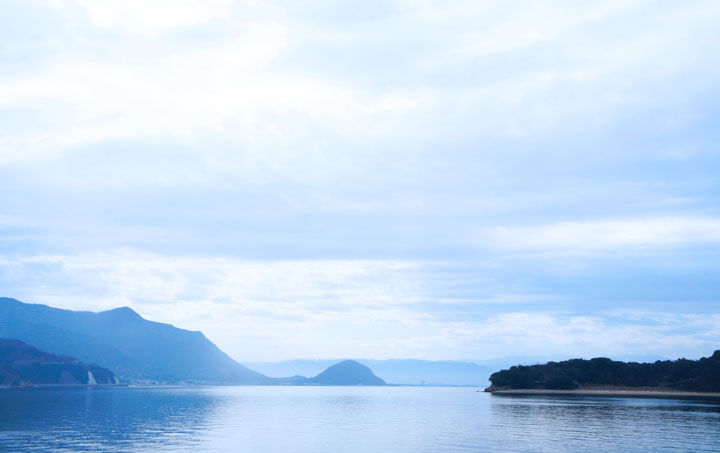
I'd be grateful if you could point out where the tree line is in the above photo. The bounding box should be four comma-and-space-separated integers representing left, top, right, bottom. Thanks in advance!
488, 350, 720, 391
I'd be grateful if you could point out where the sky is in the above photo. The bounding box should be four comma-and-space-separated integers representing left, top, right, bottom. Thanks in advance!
1, 0, 719, 362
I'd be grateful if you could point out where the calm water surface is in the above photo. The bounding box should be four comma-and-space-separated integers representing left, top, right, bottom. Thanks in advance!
1, 386, 719, 452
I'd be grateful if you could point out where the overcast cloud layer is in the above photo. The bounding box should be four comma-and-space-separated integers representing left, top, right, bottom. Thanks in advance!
1, 0, 719, 361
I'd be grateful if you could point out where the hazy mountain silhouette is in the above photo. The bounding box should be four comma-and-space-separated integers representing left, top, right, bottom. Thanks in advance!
0, 338, 116, 386
308, 360, 385, 385
274, 360, 385, 385
0, 297, 269, 384
248, 358, 490, 385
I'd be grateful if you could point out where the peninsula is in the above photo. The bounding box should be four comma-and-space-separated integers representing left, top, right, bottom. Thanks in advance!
0, 339, 117, 387
485, 351, 720, 396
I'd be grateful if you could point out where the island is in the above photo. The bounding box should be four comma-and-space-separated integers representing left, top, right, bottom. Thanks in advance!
308, 359, 386, 385
273, 360, 386, 385
484, 350, 720, 396
0, 339, 117, 387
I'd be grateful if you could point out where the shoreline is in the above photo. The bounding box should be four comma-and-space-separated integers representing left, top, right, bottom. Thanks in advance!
487, 388, 720, 398
1, 383, 472, 389
0, 384, 128, 389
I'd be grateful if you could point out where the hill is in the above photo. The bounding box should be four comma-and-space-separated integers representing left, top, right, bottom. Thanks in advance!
306, 360, 385, 385
486, 351, 720, 392
272, 360, 386, 385
247, 358, 489, 385
0, 338, 116, 386
0, 297, 269, 384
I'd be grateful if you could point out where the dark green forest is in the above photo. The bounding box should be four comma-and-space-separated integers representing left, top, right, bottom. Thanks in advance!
488, 350, 720, 391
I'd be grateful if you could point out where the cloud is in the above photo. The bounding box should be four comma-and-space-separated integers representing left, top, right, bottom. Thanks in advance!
481, 217, 720, 254
2, 250, 718, 361
3, 0, 720, 171
477, 312, 720, 361
51, 0, 236, 36
1, 1, 719, 361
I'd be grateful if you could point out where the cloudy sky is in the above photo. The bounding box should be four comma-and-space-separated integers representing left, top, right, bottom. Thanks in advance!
1, 0, 719, 362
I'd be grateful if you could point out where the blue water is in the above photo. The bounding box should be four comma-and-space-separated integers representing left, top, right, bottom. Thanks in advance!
1, 386, 719, 452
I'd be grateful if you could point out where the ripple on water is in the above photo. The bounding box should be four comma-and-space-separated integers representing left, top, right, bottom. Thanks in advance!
0, 387, 719, 452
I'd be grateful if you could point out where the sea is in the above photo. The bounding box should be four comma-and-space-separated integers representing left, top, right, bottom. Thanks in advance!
1, 386, 718, 452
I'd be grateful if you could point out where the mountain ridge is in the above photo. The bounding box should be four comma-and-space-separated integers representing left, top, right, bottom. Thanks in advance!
0, 338, 117, 386
246, 358, 491, 385
0, 297, 391, 386
0, 297, 268, 384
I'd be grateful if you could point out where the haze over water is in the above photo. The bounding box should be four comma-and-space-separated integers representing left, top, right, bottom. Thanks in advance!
1, 387, 719, 452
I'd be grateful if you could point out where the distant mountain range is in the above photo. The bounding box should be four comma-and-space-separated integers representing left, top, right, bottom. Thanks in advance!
0, 338, 116, 386
0, 297, 268, 384
246, 359, 492, 386
0, 297, 388, 386
9, 296, 661, 388
271, 360, 386, 386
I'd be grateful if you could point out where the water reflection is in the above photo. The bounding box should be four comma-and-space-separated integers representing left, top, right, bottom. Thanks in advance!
0, 387, 719, 452
490, 395, 720, 452
0, 387, 225, 452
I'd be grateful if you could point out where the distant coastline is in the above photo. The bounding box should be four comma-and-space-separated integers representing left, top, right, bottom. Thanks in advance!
0, 298, 387, 386
485, 351, 720, 395
486, 386, 720, 398
0, 383, 128, 390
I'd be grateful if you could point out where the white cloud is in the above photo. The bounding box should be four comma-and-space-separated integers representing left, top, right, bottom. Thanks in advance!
452, 1, 636, 57
481, 217, 720, 254
0, 250, 445, 359
1, 1, 719, 362
0, 31, 431, 175
462, 312, 720, 359
0, 250, 427, 308
51, 0, 236, 36
3, 0, 719, 172
2, 250, 718, 361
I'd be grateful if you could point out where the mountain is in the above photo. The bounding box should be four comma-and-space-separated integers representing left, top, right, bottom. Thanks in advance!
245, 359, 340, 380
246, 359, 491, 385
306, 360, 386, 385
361, 359, 487, 385
0, 297, 269, 384
271, 360, 386, 385
486, 351, 720, 392
0, 338, 116, 386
